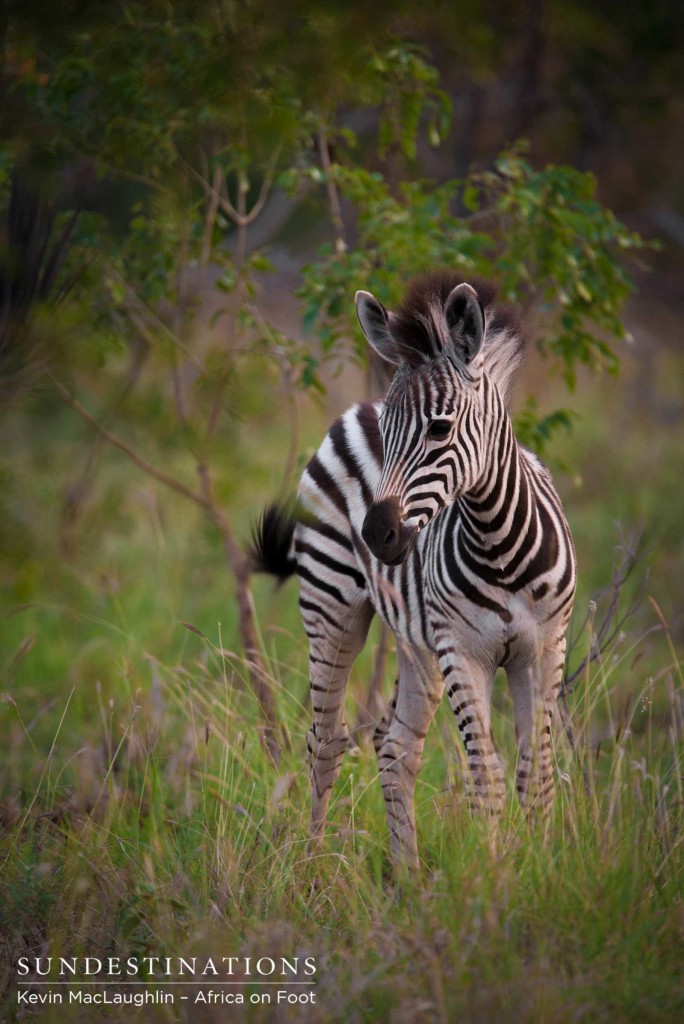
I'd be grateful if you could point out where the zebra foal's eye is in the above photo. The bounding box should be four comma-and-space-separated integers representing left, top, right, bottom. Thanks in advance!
427, 419, 452, 440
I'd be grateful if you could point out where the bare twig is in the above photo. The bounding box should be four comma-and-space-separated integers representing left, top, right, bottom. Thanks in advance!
171, 222, 191, 428
60, 336, 149, 555
201, 164, 224, 267
179, 146, 281, 229
557, 690, 591, 796
104, 262, 203, 369
557, 526, 652, 787
317, 127, 346, 254
50, 376, 208, 509
242, 146, 282, 225
235, 172, 248, 270
563, 525, 650, 693
94, 161, 176, 198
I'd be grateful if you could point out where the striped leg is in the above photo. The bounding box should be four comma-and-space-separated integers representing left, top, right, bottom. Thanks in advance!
372, 677, 398, 758
438, 650, 505, 817
306, 602, 374, 844
508, 640, 565, 822
376, 646, 442, 871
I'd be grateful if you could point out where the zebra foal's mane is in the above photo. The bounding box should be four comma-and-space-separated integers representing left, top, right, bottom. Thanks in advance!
389, 270, 526, 405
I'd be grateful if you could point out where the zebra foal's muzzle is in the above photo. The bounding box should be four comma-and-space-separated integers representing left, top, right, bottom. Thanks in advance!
362, 496, 417, 566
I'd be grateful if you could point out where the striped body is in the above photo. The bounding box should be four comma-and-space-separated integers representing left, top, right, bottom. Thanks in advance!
254, 272, 576, 869
297, 386, 574, 665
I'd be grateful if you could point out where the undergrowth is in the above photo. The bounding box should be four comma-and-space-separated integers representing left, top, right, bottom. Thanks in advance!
1, 602, 682, 1023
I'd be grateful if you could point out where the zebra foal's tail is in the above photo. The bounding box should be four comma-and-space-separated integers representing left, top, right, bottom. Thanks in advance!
249, 504, 297, 581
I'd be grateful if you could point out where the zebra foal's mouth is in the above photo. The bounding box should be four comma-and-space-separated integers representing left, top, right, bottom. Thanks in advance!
381, 529, 417, 566
362, 496, 418, 566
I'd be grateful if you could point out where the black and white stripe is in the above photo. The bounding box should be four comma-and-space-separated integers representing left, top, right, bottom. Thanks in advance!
253, 271, 576, 869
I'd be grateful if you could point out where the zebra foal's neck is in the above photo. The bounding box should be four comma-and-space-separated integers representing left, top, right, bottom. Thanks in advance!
456, 377, 526, 556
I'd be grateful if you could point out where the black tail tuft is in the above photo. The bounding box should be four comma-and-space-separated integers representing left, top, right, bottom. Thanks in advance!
249, 504, 296, 582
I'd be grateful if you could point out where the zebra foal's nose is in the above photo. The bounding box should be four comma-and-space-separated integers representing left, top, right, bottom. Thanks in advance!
362, 497, 413, 565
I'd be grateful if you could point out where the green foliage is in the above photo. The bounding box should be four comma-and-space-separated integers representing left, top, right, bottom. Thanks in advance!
369, 43, 452, 159
300, 168, 492, 358
513, 397, 578, 464
477, 150, 650, 387
299, 145, 651, 415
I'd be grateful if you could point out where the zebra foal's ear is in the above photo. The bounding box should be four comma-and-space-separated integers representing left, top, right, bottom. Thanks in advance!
355, 290, 402, 365
444, 282, 485, 365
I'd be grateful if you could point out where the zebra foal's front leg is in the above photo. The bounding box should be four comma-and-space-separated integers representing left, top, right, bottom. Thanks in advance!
438, 649, 506, 818
375, 646, 443, 871
305, 603, 373, 846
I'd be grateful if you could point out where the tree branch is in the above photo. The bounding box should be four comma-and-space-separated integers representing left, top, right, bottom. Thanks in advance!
104, 262, 203, 370
201, 164, 224, 267
181, 155, 241, 223
317, 127, 346, 254
50, 376, 208, 509
563, 526, 650, 692
179, 148, 280, 231
95, 162, 176, 198
242, 145, 282, 226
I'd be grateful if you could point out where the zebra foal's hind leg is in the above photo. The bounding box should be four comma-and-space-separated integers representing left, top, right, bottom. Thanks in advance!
304, 601, 374, 846
375, 645, 443, 871
372, 677, 398, 759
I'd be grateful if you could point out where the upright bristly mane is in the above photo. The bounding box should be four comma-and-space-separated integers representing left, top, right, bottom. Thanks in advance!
389, 270, 526, 404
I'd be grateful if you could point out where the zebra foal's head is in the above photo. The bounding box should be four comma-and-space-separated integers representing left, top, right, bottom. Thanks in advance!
356, 275, 492, 566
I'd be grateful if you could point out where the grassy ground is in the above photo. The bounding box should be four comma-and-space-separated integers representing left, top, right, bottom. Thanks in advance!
1, 346, 683, 1023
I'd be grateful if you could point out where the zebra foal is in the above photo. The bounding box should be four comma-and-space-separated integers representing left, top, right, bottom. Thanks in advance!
252, 270, 576, 870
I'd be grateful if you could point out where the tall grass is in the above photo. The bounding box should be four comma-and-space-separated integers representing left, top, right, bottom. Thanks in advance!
1, 597, 682, 1023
